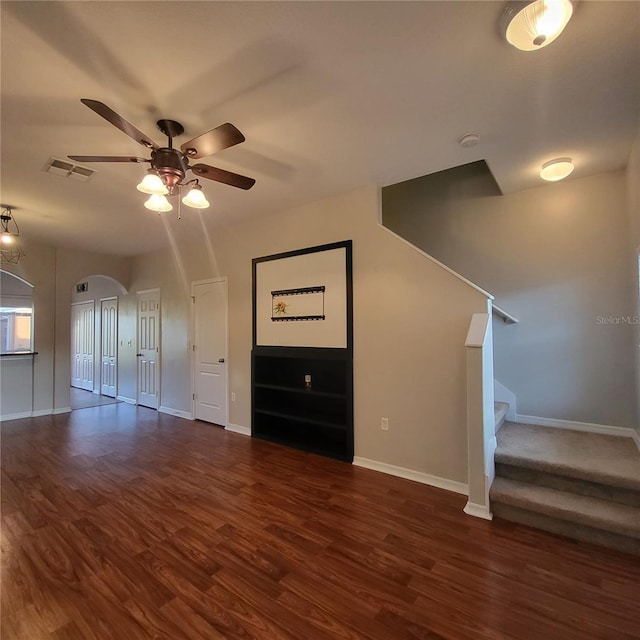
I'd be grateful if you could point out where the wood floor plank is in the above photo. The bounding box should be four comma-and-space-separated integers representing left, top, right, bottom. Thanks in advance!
2, 404, 639, 640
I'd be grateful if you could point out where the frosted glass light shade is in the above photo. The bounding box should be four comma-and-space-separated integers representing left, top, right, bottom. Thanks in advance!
503, 0, 574, 51
1, 233, 14, 245
144, 194, 173, 212
181, 184, 210, 209
540, 158, 574, 181
137, 171, 168, 195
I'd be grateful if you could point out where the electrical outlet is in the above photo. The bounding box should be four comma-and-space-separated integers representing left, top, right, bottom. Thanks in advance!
231, 392, 236, 402
381, 417, 389, 431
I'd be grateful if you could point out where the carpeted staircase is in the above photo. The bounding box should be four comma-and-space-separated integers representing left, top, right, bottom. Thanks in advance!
490, 419, 640, 554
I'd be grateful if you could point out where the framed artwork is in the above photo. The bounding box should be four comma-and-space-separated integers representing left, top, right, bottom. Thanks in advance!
252, 240, 352, 349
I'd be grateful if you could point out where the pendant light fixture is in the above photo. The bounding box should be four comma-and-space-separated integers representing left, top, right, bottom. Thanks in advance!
502, 0, 576, 51
0, 206, 26, 264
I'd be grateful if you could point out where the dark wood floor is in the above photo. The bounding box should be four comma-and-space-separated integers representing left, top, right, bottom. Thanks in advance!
2, 405, 639, 640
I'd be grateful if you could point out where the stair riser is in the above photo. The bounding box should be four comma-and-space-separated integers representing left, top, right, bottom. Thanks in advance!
492, 503, 640, 555
495, 463, 640, 507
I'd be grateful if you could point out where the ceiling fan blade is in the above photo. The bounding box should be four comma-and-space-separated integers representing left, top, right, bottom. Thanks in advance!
68, 155, 149, 163
80, 99, 159, 150
181, 123, 245, 159
191, 164, 256, 190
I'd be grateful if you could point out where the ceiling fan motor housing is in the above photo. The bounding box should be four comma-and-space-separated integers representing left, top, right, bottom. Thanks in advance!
151, 148, 189, 190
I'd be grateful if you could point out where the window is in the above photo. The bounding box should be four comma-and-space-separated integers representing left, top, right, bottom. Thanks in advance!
1, 304, 33, 353
0, 271, 34, 354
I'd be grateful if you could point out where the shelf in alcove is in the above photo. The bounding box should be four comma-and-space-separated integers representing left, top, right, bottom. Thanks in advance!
254, 382, 346, 399
254, 408, 347, 431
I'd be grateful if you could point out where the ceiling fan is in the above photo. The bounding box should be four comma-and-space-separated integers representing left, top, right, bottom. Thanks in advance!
68, 99, 255, 210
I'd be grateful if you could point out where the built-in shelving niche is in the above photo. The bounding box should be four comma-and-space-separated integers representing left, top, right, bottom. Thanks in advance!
252, 241, 353, 461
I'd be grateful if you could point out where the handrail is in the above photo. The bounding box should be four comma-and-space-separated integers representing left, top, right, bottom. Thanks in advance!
493, 304, 518, 324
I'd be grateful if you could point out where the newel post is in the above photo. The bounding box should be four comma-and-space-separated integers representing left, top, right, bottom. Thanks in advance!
464, 312, 495, 520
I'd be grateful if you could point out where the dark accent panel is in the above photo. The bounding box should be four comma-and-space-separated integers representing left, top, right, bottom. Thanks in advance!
251, 241, 354, 461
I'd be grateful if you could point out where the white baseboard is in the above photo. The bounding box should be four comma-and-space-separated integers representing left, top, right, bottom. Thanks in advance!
352, 457, 468, 495
159, 406, 193, 420
632, 429, 640, 452
0, 411, 33, 421
116, 395, 136, 405
32, 408, 53, 417
515, 414, 636, 439
464, 501, 493, 520
226, 423, 251, 436
93, 389, 100, 395
52, 407, 71, 415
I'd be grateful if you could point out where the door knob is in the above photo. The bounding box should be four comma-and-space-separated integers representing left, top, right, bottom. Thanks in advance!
136, 353, 142, 357
218, 358, 225, 363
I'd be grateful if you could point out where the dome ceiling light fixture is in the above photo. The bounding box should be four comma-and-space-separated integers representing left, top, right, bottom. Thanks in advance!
502, 0, 576, 51
540, 157, 574, 181
0, 206, 26, 264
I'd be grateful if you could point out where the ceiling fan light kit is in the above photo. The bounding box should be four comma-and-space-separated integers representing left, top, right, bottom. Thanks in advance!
68, 99, 255, 218
502, 0, 575, 51
144, 194, 173, 212
181, 181, 210, 209
137, 170, 168, 195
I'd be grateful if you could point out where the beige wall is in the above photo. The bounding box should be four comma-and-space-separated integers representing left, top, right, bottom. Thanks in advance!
128, 186, 489, 483
383, 170, 636, 429
1, 240, 131, 412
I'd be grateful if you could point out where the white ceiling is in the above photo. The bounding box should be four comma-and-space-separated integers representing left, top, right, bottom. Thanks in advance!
1, 1, 638, 256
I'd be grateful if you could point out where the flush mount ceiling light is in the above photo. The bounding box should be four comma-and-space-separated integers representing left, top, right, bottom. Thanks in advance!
67, 98, 256, 218
502, 0, 576, 51
0, 206, 26, 264
540, 157, 574, 181
458, 133, 481, 148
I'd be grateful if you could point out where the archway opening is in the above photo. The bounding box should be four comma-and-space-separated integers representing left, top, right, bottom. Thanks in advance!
70, 275, 127, 411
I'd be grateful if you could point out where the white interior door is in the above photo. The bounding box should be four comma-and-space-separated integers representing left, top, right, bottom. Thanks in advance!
193, 279, 228, 425
71, 302, 94, 391
100, 297, 118, 397
137, 290, 160, 409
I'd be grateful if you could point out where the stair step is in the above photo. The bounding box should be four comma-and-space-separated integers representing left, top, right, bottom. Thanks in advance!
495, 422, 640, 492
494, 402, 509, 431
490, 477, 640, 539
495, 462, 640, 507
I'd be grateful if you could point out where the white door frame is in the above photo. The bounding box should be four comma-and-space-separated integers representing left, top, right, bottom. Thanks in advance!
136, 288, 161, 408
191, 277, 228, 425
100, 296, 118, 397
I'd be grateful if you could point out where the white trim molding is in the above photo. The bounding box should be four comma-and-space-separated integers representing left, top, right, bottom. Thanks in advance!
116, 395, 136, 404
464, 501, 493, 520
226, 423, 251, 436
353, 457, 468, 495
0, 411, 33, 421
632, 429, 640, 452
515, 414, 637, 439
159, 406, 193, 420
32, 409, 54, 417
52, 407, 71, 415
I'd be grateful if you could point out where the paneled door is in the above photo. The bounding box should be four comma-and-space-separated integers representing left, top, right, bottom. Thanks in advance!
100, 297, 118, 397
193, 279, 227, 425
137, 289, 160, 409
71, 301, 94, 391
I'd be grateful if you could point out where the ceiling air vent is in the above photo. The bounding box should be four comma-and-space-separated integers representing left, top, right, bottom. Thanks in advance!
43, 157, 96, 182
